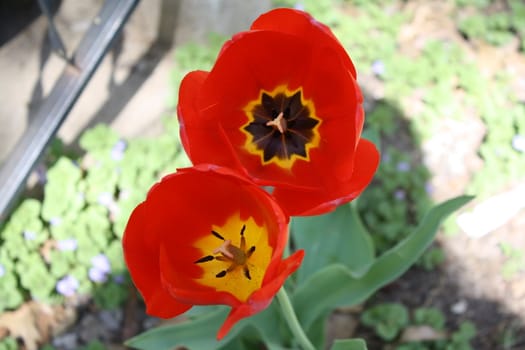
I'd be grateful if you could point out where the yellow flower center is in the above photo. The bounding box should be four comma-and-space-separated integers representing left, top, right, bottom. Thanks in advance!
241, 85, 321, 169
193, 213, 273, 302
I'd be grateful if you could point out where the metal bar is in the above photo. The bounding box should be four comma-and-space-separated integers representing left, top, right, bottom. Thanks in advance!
0, 0, 140, 221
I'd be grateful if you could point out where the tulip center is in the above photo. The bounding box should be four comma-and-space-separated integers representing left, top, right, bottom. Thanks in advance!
266, 111, 287, 133
193, 214, 272, 302
242, 86, 321, 169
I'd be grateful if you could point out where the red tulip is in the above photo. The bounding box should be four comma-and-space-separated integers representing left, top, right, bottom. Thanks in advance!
178, 8, 380, 216
123, 165, 304, 339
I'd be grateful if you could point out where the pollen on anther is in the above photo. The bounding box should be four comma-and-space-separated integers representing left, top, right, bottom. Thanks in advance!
216, 270, 227, 278
211, 230, 225, 240
194, 255, 214, 264
243, 266, 252, 280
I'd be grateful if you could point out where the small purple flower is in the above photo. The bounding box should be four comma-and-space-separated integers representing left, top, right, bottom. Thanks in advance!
425, 182, 434, 195
113, 274, 125, 284
394, 189, 406, 201
0, 264, 5, 278
23, 230, 37, 241
89, 267, 108, 283
57, 239, 78, 251
294, 3, 305, 11
56, 275, 79, 297
371, 60, 385, 76
97, 192, 114, 208
111, 140, 127, 161
91, 254, 111, 274
512, 134, 525, 153
396, 161, 411, 172
49, 217, 62, 226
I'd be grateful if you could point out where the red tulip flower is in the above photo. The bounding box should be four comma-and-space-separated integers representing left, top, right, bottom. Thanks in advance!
178, 8, 380, 216
123, 165, 304, 339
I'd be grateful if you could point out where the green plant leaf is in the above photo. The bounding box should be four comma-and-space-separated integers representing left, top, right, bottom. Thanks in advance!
126, 308, 237, 350
292, 202, 375, 282
126, 299, 288, 350
330, 339, 368, 350
361, 303, 408, 341
293, 195, 473, 330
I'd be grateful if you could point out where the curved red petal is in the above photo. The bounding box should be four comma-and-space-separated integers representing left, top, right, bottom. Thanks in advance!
122, 203, 191, 318
208, 34, 360, 190
138, 166, 291, 308
216, 250, 305, 340
251, 8, 356, 78
273, 139, 380, 216
178, 71, 242, 171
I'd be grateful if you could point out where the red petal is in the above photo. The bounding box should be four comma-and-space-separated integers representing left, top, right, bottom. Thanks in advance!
272, 139, 380, 216
142, 166, 290, 306
123, 203, 191, 318
178, 71, 243, 171
251, 8, 356, 78
216, 250, 305, 340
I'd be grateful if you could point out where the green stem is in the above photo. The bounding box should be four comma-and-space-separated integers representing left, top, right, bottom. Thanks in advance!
276, 287, 315, 350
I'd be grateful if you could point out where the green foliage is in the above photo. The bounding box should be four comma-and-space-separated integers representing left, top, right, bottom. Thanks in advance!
0, 272, 24, 312
168, 34, 226, 108
459, 13, 514, 46
93, 280, 129, 309
0, 337, 17, 350
79, 340, 107, 350
291, 202, 375, 282
413, 307, 446, 330
416, 247, 446, 271
330, 339, 368, 350
358, 147, 432, 253
499, 242, 524, 280
449, 322, 477, 349
361, 303, 409, 341
0, 119, 190, 313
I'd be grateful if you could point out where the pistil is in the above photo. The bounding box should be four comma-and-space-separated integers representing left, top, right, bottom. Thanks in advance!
266, 111, 287, 133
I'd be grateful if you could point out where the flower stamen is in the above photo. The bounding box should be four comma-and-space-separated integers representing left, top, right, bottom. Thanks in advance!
266, 111, 287, 133
194, 226, 256, 281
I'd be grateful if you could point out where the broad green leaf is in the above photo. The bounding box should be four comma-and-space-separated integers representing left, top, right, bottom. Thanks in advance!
126, 308, 233, 350
293, 195, 473, 330
292, 202, 375, 282
330, 339, 368, 350
126, 302, 287, 350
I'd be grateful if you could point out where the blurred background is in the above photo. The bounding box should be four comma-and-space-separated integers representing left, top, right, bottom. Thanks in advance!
0, 0, 524, 349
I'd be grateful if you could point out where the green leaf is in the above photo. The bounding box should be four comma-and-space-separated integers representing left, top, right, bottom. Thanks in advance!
293, 195, 473, 330
330, 339, 368, 350
361, 127, 381, 149
361, 303, 408, 341
126, 299, 288, 350
126, 308, 234, 350
292, 202, 375, 282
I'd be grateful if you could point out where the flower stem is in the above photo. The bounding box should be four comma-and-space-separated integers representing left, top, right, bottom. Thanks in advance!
276, 287, 315, 350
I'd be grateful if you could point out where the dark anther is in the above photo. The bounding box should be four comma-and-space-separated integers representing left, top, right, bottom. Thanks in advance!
248, 246, 256, 255
211, 230, 225, 240
244, 90, 319, 162
240, 224, 246, 236
216, 270, 227, 278
194, 255, 214, 264
243, 266, 252, 280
